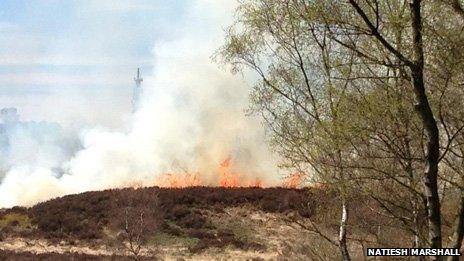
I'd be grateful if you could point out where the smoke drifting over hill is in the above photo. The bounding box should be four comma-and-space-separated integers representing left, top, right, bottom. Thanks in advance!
0, 1, 281, 207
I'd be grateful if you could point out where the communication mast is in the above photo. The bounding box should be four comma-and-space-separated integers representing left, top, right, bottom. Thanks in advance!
132, 68, 143, 112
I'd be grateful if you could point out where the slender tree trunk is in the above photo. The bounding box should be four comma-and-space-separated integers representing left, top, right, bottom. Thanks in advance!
339, 200, 351, 261
413, 199, 426, 261
409, 0, 442, 253
412, 66, 442, 251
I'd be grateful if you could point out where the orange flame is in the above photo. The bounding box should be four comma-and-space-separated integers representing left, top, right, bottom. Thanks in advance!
127, 159, 314, 189
218, 157, 240, 187
152, 156, 263, 188
125, 156, 314, 189
218, 156, 262, 187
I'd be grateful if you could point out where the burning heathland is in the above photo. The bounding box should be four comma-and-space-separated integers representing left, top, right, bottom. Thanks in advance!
2, 0, 464, 260
0, 1, 284, 208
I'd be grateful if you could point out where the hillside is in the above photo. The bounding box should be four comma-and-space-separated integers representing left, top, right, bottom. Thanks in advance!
0, 186, 381, 260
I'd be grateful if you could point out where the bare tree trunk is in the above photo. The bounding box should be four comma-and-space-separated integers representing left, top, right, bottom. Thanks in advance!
414, 198, 428, 261
409, 0, 442, 253
339, 200, 351, 261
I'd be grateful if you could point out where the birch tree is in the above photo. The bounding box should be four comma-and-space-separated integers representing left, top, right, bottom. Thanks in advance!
219, 0, 464, 259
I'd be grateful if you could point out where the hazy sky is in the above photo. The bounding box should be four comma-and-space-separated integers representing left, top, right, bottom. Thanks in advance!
0, 0, 193, 128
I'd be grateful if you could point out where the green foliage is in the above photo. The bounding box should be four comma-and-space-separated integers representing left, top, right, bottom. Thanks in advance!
218, 0, 464, 250
0, 213, 32, 229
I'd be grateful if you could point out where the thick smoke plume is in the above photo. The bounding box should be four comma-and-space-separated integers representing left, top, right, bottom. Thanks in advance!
0, 1, 281, 208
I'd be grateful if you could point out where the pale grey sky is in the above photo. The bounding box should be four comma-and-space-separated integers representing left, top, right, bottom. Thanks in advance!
0, 0, 192, 128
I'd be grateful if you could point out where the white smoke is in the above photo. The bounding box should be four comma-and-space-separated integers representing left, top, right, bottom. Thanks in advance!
0, 0, 282, 208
